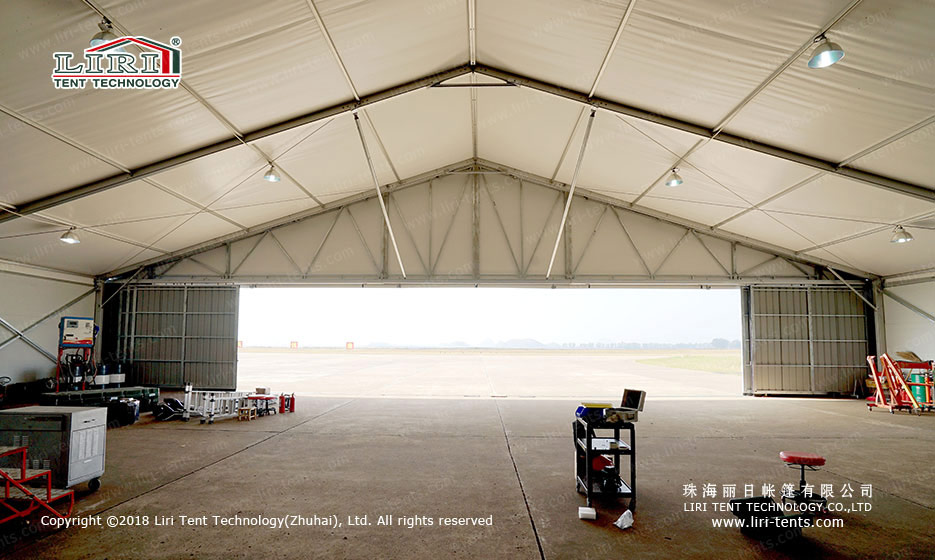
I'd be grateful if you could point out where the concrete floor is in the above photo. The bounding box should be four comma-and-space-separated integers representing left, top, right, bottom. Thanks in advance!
3, 351, 934, 559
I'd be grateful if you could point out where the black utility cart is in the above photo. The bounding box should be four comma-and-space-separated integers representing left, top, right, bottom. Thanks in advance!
573, 416, 637, 510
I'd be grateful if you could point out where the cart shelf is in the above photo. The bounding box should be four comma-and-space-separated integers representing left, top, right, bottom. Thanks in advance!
575, 437, 631, 454
576, 476, 633, 497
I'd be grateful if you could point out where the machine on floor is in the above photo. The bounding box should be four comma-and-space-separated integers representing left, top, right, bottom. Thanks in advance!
33, 316, 159, 418
0, 406, 107, 525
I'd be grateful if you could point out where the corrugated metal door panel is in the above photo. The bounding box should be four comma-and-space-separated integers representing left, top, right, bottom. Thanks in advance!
745, 286, 871, 395
185, 314, 236, 337
115, 286, 238, 390
757, 365, 779, 390
134, 314, 182, 336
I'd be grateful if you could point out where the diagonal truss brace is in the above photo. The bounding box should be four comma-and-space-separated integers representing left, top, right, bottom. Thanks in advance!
547, 108, 597, 278
354, 112, 406, 277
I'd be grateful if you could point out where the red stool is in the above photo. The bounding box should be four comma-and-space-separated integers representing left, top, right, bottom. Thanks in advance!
780, 451, 827, 509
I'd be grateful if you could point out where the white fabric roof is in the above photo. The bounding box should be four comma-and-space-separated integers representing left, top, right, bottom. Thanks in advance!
0, 0, 932, 278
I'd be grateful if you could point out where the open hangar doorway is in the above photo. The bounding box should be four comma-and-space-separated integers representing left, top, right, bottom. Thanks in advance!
234, 285, 747, 399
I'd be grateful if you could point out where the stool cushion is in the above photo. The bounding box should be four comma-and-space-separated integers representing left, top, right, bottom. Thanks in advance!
780, 451, 825, 466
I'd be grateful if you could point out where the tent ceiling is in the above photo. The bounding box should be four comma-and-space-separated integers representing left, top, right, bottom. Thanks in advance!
0, 0, 932, 281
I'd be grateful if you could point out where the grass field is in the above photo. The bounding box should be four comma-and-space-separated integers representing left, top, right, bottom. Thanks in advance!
637, 352, 741, 374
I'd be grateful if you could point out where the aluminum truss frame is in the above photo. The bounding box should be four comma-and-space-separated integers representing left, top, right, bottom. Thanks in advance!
107, 165, 878, 287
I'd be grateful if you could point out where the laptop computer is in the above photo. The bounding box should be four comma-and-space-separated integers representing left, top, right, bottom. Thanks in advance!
621, 389, 646, 412
602, 389, 646, 423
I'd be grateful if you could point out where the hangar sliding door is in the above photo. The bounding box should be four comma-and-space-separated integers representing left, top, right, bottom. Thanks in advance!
742, 286, 872, 395
113, 286, 238, 390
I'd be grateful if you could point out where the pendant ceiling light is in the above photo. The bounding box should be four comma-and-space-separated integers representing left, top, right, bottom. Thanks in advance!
90, 19, 118, 47
890, 225, 914, 244
808, 35, 845, 68
60, 228, 80, 244
263, 165, 281, 183
665, 168, 683, 187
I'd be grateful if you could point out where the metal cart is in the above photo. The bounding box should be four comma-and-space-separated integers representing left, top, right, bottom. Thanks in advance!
573, 417, 636, 510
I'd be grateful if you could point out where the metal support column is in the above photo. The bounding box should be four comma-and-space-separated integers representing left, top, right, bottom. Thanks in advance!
806, 286, 816, 392
749, 287, 757, 393
472, 173, 480, 280
872, 280, 887, 357
741, 287, 753, 395
180, 286, 188, 385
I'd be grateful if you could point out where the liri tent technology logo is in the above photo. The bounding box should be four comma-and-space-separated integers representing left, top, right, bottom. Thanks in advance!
52, 36, 182, 90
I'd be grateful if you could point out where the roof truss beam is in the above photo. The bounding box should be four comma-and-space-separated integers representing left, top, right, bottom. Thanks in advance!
0, 65, 472, 225
472, 65, 935, 204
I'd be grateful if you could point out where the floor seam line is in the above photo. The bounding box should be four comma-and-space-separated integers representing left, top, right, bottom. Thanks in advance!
822, 467, 935, 511
11, 399, 356, 556
495, 400, 546, 560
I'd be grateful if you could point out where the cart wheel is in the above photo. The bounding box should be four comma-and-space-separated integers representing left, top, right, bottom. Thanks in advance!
890, 409, 895, 414
88, 478, 101, 492
867, 406, 872, 412
199, 418, 205, 424
914, 408, 923, 416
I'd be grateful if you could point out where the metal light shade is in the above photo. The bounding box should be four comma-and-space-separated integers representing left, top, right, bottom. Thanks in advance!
90, 21, 118, 48
665, 168, 683, 187
890, 225, 914, 244
263, 166, 281, 183
808, 37, 845, 68
60, 229, 80, 244
90, 30, 118, 47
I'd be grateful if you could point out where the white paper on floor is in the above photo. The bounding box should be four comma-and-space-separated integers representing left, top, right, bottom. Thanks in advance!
578, 507, 597, 520
614, 510, 633, 529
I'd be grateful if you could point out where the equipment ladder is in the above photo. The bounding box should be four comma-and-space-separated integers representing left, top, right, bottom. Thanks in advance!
0, 445, 74, 524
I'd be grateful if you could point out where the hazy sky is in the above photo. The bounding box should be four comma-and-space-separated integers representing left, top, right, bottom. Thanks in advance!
238, 288, 741, 347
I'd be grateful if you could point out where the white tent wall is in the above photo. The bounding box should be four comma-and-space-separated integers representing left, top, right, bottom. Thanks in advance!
883, 281, 935, 361
0, 263, 95, 384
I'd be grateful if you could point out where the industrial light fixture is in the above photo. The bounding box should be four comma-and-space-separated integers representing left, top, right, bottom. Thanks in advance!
263, 165, 281, 183
807, 34, 845, 69
90, 19, 118, 48
60, 228, 80, 244
890, 225, 914, 244
665, 168, 683, 187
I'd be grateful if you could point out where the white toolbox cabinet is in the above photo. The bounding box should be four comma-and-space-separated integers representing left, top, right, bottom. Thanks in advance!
0, 406, 106, 490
